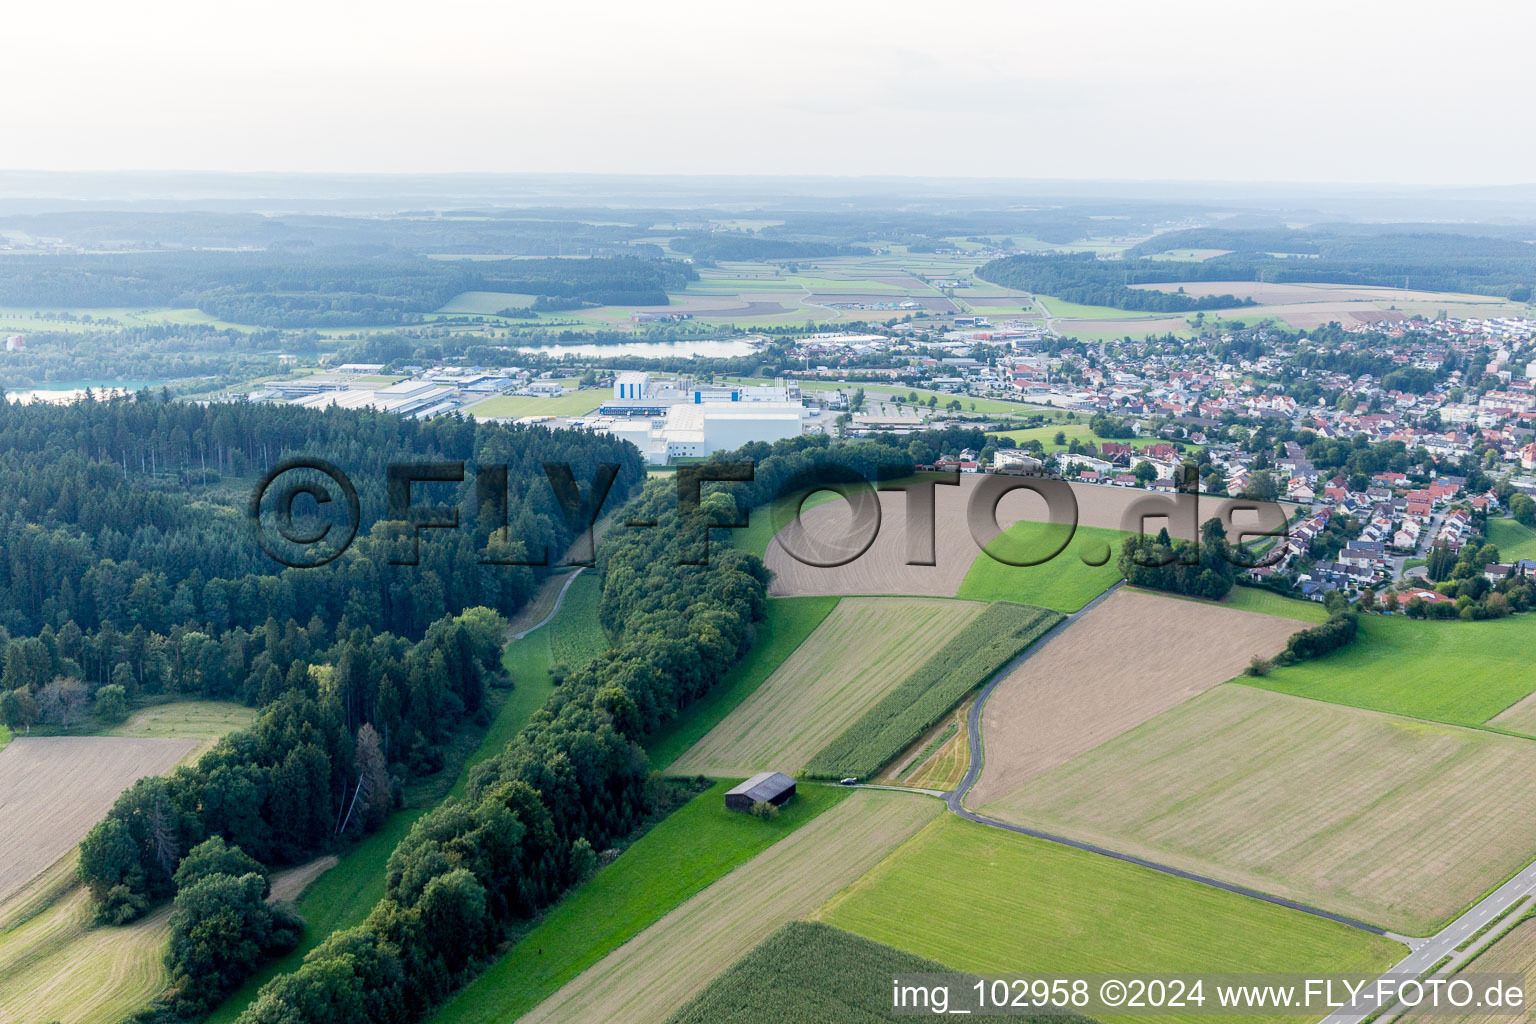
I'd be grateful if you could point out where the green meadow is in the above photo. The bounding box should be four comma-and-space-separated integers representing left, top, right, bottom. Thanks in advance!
647, 596, 840, 771
433, 782, 851, 1024
1248, 613, 1536, 728
818, 816, 1403, 1023
956, 521, 1126, 612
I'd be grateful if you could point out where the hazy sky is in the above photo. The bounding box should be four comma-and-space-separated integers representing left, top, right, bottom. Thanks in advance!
8, 0, 1533, 184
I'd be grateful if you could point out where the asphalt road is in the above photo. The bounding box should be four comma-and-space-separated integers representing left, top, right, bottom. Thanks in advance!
1318, 862, 1536, 1024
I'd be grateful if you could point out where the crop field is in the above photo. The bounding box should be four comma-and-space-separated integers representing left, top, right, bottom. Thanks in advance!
1487, 517, 1536, 562
647, 597, 838, 770
989, 685, 1536, 934
666, 920, 1064, 1024
1252, 613, 1536, 730
817, 816, 1402, 1003
954, 521, 1126, 611
434, 782, 851, 1024
669, 598, 985, 776
0, 736, 197, 903
1126, 281, 1533, 329
764, 473, 1289, 600
804, 602, 1060, 779
517, 790, 942, 1024
463, 389, 604, 419
969, 589, 1299, 806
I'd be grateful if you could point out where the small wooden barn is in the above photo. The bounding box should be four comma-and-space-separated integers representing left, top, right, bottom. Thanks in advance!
724, 771, 797, 812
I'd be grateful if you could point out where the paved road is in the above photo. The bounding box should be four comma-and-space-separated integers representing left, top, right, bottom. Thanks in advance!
1318, 863, 1536, 1024
509, 568, 585, 640
938, 579, 1389, 936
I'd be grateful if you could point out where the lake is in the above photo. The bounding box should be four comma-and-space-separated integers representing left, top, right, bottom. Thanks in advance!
4, 380, 167, 403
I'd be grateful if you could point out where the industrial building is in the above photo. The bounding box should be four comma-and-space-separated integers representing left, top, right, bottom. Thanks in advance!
585, 400, 805, 464
724, 772, 797, 812
601, 372, 799, 417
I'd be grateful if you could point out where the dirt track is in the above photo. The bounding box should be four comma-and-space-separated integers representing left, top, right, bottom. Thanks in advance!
765, 473, 1289, 598
0, 736, 195, 902
968, 589, 1298, 807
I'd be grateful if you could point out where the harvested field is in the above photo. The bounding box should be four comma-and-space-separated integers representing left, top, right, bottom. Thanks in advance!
764, 472, 1289, 599
519, 790, 941, 1024
970, 589, 1297, 805
0, 736, 196, 902
988, 685, 1536, 934
669, 598, 985, 776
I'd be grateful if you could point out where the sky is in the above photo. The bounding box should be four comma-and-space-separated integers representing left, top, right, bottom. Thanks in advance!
6, 0, 1534, 184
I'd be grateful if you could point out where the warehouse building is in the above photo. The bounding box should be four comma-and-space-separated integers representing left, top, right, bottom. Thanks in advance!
724, 772, 797, 812
585, 400, 805, 464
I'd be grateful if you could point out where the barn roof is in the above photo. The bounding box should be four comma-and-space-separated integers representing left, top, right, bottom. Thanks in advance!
726, 771, 796, 803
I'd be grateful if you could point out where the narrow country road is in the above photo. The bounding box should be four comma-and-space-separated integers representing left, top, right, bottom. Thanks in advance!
509, 568, 585, 640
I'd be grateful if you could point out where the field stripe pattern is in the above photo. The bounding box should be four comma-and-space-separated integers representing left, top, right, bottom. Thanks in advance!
669, 598, 985, 776
519, 789, 941, 1024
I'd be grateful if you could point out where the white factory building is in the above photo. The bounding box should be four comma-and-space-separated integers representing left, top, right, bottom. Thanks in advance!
587, 400, 806, 464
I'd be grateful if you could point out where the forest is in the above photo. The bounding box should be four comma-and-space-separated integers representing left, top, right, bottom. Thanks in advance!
0, 253, 695, 328
978, 253, 1260, 312
138, 432, 922, 1024
0, 392, 648, 1020
982, 229, 1536, 311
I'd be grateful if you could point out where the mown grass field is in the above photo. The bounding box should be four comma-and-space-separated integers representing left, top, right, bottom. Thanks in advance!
956, 521, 1125, 611
1250, 613, 1536, 728
666, 920, 1066, 1024
804, 602, 1060, 779
988, 685, 1536, 934
1487, 517, 1536, 562
0, 866, 173, 1024
988, 421, 1191, 453
648, 597, 838, 770
516, 790, 941, 1024
464, 389, 604, 419
669, 598, 985, 776
107, 699, 259, 760
433, 782, 851, 1024
1131, 585, 1329, 623
817, 815, 1403, 1013
546, 571, 610, 670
